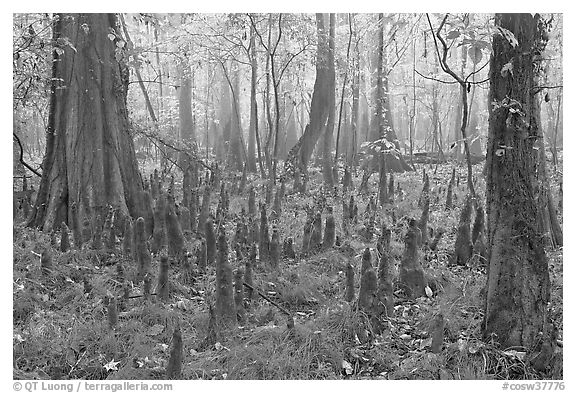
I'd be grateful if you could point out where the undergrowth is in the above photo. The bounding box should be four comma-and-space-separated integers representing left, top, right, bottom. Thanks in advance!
13, 161, 563, 380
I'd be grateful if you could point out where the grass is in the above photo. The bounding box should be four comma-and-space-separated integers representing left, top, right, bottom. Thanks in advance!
12, 160, 563, 380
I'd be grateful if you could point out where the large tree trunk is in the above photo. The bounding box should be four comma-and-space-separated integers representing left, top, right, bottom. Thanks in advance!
371, 14, 412, 173
321, 13, 336, 187
28, 13, 143, 232
484, 13, 552, 358
287, 13, 332, 173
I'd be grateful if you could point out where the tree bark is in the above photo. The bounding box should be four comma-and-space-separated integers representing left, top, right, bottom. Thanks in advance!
228, 63, 245, 171
28, 13, 143, 232
484, 13, 552, 355
372, 14, 412, 173
321, 14, 336, 187
248, 21, 258, 173
453, 44, 467, 160
289, 13, 332, 173
178, 56, 194, 144
350, 26, 360, 169
335, 13, 353, 164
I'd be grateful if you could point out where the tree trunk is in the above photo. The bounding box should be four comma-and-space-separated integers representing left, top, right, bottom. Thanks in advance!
536, 121, 563, 248
372, 14, 412, 173
335, 13, 353, 164
287, 13, 332, 174
453, 44, 467, 160
484, 14, 552, 357
228, 63, 245, 171
247, 23, 258, 173
28, 13, 143, 232
248, 21, 265, 178
321, 14, 336, 187
154, 24, 163, 116
350, 29, 360, 169
178, 56, 194, 145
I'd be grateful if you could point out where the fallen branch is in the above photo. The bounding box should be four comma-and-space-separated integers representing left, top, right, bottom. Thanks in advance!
242, 281, 291, 316
243, 281, 295, 328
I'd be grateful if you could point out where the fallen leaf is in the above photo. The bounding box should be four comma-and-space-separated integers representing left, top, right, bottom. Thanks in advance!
103, 359, 120, 372
342, 359, 353, 375
503, 350, 525, 360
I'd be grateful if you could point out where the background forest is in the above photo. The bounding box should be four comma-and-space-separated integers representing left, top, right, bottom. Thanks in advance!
12, 13, 563, 381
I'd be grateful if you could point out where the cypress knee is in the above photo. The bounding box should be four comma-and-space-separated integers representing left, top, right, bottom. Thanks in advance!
429, 228, 445, 251
399, 221, 427, 298
188, 189, 198, 233
249, 243, 257, 270
322, 206, 335, 249
452, 195, 473, 266
234, 268, 245, 322
310, 212, 322, 250
166, 325, 183, 379
471, 200, 485, 245
198, 186, 211, 236
107, 294, 118, 329
244, 259, 253, 305
134, 217, 152, 282
259, 205, 270, 261
205, 218, 216, 266
248, 186, 256, 217
377, 246, 394, 317
358, 267, 377, 311
60, 222, 71, 252
446, 168, 455, 210
140, 190, 154, 238
269, 228, 280, 270
165, 203, 186, 262
361, 247, 372, 275
418, 195, 430, 246
41, 249, 52, 276
196, 239, 207, 273
122, 218, 133, 256
345, 262, 355, 302
430, 313, 445, 353
157, 256, 170, 303
388, 172, 395, 202
151, 195, 167, 254
215, 230, 236, 325
179, 206, 192, 234
283, 237, 296, 259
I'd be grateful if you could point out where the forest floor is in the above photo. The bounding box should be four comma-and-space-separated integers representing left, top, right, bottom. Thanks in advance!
12, 159, 563, 380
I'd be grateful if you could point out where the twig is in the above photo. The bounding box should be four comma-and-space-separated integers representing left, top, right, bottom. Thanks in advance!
415, 69, 457, 84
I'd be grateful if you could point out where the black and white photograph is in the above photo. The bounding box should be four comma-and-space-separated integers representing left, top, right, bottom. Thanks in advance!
12, 9, 564, 385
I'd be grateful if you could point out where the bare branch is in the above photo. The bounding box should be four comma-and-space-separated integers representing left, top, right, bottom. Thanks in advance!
415, 69, 458, 84
13, 133, 41, 177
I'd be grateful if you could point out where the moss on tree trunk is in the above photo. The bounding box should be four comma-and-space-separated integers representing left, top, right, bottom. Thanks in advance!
484, 13, 552, 356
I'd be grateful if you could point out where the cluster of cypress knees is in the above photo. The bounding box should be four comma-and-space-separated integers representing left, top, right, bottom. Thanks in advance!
37, 162, 487, 377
